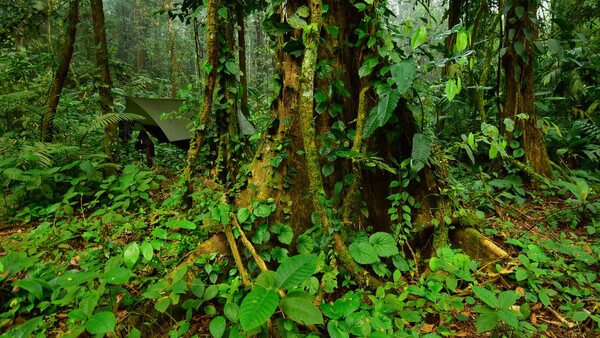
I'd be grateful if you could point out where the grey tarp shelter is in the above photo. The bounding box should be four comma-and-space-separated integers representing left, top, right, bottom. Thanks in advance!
123, 97, 257, 149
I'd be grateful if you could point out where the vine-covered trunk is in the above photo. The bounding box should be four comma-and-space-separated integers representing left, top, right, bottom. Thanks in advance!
41, 0, 78, 143
238, 0, 439, 242
90, 0, 119, 164
501, 0, 553, 182
183, 0, 220, 188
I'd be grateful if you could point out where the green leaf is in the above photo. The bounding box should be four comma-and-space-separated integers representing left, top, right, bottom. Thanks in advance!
124, 242, 140, 269
322, 163, 334, 177
455, 31, 468, 52
358, 57, 379, 78
255, 270, 276, 289
237, 207, 251, 223
472, 286, 499, 308
217, 7, 228, 19
225, 60, 237, 75
280, 291, 324, 325
445, 78, 460, 101
369, 232, 399, 257
515, 6, 524, 18
85, 311, 116, 335
390, 61, 417, 95
254, 204, 272, 218
275, 254, 317, 289
140, 242, 154, 261
327, 320, 350, 338
411, 133, 433, 173
239, 286, 279, 331
154, 297, 171, 312
169, 220, 196, 230
348, 241, 379, 264
410, 26, 428, 50
498, 308, 519, 328
224, 301, 240, 322
13, 278, 46, 300
498, 291, 520, 309
271, 223, 294, 245
127, 328, 141, 338
513, 148, 525, 158
475, 312, 498, 332
363, 89, 401, 138
296, 234, 314, 254
209, 316, 227, 338
104, 267, 131, 285
190, 278, 205, 298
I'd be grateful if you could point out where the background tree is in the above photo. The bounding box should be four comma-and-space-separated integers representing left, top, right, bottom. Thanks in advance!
91, 0, 119, 163
41, 0, 79, 143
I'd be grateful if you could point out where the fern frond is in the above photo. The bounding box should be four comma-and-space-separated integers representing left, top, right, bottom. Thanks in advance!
20, 142, 79, 168
95, 162, 121, 173
88, 113, 145, 131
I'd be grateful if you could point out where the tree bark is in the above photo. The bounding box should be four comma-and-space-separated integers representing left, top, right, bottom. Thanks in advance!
166, 0, 178, 98
183, 0, 220, 188
501, 0, 553, 182
90, 0, 119, 164
236, 1, 248, 111
41, 0, 78, 143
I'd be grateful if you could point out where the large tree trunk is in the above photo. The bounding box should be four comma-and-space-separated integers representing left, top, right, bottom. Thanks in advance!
90, 0, 119, 164
41, 0, 78, 143
501, 0, 553, 182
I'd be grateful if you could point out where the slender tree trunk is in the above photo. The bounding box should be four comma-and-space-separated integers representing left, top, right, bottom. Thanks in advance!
183, 0, 220, 188
133, 0, 145, 71
42, 0, 78, 143
90, 0, 119, 163
236, 1, 248, 111
501, 0, 553, 182
166, 0, 178, 98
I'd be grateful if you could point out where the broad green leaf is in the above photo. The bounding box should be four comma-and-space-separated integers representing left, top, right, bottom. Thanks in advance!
513, 148, 525, 158
225, 60, 237, 75
224, 301, 240, 322
498, 308, 519, 328
13, 278, 46, 300
280, 291, 324, 325
104, 267, 131, 285
472, 286, 499, 308
348, 241, 379, 265
445, 78, 460, 101
209, 316, 227, 338
327, 320, 350, 338
363, 89, 401, 138
287, 13, 307, 30
475, 312, 498, 332
140, 242, 154, 261
322, 163, 334, 177
254, 204, 272, 218
154, 297, 171, 313
190, 278, 205, 298
390, 61, 417, 95
275, 254, 317, 289
411, 133, 433, 173
296, 234, 314, 254
369, 232, 399, 257
255, 270, 276, 289
271, 223, 294, 245
503, 118, 515, 132
124, 242, 140, 269
169, 220, 196, 230
239, 286, 279, 331
237, 207, 251, 223
127, 328, 141, 338
85, 311, 116, 335
5, 316, 44, 338
358, 57, 379, 78
410, 26, 427, 50
455, 31, 468, 52
498, 291, 520, 309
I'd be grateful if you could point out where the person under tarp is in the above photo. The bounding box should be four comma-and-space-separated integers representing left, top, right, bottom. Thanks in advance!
134, 129, 155, 167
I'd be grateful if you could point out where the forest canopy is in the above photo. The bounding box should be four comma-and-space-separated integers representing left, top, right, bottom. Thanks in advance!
0, 0, 599, 337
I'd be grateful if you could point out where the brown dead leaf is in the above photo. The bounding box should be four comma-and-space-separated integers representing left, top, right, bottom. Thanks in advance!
420, 323, 435, 333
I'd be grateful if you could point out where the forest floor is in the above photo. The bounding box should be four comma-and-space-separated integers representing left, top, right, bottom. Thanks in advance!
0, 176, 599, 337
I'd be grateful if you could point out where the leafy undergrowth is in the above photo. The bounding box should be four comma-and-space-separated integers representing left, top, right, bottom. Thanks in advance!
0, 167, 599, 338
